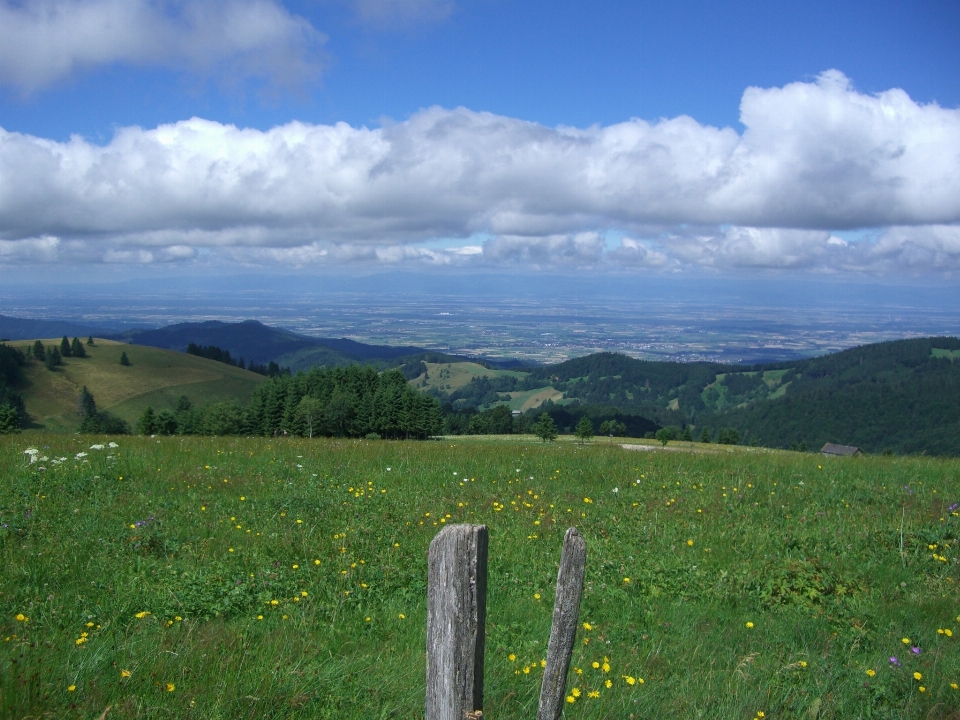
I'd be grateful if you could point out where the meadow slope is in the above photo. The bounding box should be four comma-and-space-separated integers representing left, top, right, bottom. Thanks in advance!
1, 436, 958, 719
6, 340, 265, 432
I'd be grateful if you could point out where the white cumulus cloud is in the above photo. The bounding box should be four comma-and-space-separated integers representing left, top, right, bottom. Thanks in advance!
0, 71, 959, 273
0, 0, 325, 92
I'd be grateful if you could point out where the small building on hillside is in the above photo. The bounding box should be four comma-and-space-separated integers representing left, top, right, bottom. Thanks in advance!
820, 443, 863, 457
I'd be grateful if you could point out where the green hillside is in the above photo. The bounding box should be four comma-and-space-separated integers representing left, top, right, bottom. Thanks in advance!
423, 338, 960, 455
6, 339, 265, 432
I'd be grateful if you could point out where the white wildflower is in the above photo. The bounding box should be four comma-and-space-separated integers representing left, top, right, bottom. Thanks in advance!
90, 444, 105, 450
75, 452, 88, 459
108, 442, 119, 448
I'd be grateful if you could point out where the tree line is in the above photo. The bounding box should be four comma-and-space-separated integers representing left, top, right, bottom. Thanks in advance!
185, 343, 286, 377
137, 364, 443, 439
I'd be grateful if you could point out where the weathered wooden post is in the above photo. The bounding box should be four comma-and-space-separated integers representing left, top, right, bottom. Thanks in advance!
426, 524, 489, 720
537, 527, 587, 720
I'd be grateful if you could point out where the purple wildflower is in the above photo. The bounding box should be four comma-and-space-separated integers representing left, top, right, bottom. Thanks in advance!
911, 646, 921, 655
889, 656, 901, 667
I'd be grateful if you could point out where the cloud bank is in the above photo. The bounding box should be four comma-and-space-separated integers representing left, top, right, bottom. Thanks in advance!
1, 71, 959, 273
0, 0, 324, 92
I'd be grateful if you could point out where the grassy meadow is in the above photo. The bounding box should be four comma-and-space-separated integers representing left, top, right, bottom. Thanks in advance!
1, 434, 959, 719
6, 340, 264, 432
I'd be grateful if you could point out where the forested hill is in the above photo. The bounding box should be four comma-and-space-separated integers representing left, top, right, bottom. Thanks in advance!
531, 337, 960, 455
716, 337, 960, 455
114, 320, 468, 372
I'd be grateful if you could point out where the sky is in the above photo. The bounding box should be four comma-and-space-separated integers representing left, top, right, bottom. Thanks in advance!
1, 0, 959, 280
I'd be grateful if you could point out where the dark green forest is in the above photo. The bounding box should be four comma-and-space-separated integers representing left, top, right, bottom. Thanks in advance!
0, 344, 27, 433
138, 365, 443, 440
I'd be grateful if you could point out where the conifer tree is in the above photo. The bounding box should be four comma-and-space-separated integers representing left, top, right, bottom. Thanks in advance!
534, 412, 558, 443
78, 386, 97, 418
44, 346, 61, 370
60, 335, 72, 357
120, 351, 130, 366
86, 336, 95, 346
574, 416, 594, 444
137, 406, 157, 435
71, 337, 86, 357
32, 340, 45, 361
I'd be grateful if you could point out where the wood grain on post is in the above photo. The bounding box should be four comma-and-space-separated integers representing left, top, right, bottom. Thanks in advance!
537, 527, 587, 720
426, 524, 489, 720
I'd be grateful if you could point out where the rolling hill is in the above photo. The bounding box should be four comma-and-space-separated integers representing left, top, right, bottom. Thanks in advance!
113, 320, 473, 372
5, 338, 265, 432
417, 337, 960, 455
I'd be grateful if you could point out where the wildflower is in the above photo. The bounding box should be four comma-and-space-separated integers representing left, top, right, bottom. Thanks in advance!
565, 696, 576, 704
914, 672, 922, 681
534, 593, 541, 600
800, 661, 807, 668
15, 614, 28, 622
948, 629, 955, 637
866, 669, 875, 677
134, 611, 151, 619
120, 669, 131, 678
508, 653, 516, 661
602, 661, 610, 673
604, 679, 612, 688
902, 638, 911, 645
571, 688, 581, 697
919, 686, 926, 692
889, 656, 901, 667
624, 675, 636, 685
911, 646, 921, 655
67, 685, 76, 692
257, 615, 263, 620
583, 622, 593, 631
745, 622, 754, 629
588, 690, 600, 698
623, 577, 630, 583
687, 539, 694, 546
399, 614, 406, 619
952, 683, 958, 690
166, 683, 175, 692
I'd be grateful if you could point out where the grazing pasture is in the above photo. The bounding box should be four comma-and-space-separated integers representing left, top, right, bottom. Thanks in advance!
1, 435, 958, 719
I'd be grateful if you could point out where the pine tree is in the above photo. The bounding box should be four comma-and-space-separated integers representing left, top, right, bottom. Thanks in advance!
120, 351, 130, 366
32, 340, 45, 361
574, 416, 594, 444
78, 386, 97, 418
44, 346, 61, 370
137, 406, 157, 435
534, 412, 558, 443
60, 335, 72, 358
71, 337, 86, 358
86, 336, 95, 346
0, 404, 21, 434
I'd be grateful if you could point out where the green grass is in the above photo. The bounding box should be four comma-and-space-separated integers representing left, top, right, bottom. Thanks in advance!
2, 435, 959, 719
7, 339, 265, 432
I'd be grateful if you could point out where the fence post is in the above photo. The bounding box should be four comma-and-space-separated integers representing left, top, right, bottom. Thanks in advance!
537, 527, 587, 720
426, 524, 489, 720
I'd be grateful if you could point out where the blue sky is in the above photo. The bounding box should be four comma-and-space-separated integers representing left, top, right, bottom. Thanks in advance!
1, 0, 959, 278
